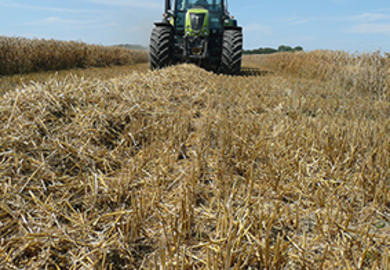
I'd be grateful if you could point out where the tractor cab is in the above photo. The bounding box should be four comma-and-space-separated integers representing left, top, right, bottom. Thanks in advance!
170, 0, 233, 35
175, 0, 224, 11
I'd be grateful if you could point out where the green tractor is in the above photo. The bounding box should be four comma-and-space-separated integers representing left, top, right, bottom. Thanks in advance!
150, 0, 242, 74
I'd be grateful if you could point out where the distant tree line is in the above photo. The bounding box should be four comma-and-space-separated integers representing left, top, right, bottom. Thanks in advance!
243, 45, 303, 55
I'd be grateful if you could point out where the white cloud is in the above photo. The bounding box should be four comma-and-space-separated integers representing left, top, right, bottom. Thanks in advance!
347, 13, 390, 22
26, 16, 97, 26
349, 23, 390, 35
328, 0, 351, 4
0, 0, 98, 13
85, 0, 160, 9
286, 17, 310, 25
374, 8, 390, 13
342, 12, 390, 35
315, 12, 390, 24
244, 23, 272, 34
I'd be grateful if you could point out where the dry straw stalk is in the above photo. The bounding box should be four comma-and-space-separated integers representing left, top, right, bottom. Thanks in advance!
0, 49, 389, 269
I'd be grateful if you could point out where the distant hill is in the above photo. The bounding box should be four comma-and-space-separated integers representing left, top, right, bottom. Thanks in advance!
115, 44, 148, 51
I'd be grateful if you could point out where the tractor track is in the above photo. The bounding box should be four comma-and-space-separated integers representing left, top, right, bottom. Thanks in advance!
0, 61, 269, 96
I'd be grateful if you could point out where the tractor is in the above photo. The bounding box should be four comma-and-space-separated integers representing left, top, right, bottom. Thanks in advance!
149, 0, 242, 74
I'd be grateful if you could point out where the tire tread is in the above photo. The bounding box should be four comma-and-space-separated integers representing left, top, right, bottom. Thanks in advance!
149, 26, 172, 70
220, 30, 243, 74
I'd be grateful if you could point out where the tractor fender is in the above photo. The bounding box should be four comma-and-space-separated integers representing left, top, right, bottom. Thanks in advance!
224, 26, 242, 31
154, 21, 173, 28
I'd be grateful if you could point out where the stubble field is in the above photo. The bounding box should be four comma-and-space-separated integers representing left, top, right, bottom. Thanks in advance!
0, 47, 389, 269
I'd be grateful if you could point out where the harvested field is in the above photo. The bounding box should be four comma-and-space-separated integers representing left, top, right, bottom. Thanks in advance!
0, 36, 148, 76
0, 51, 389, 269
0, 63, 149, 96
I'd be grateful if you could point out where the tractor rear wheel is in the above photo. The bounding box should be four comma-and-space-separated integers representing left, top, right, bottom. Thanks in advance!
220, 29, 243, 74
149, 26, 173, 70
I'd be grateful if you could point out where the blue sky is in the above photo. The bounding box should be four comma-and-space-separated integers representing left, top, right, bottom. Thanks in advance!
0, 0, 389, 52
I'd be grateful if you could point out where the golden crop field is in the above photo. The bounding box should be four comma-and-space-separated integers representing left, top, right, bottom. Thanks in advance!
0, 36, 148, 75
0, 49, 389, 269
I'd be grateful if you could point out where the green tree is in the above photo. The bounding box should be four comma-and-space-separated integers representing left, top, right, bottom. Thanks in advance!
243, 45, 304, 55
294, 46, 303, 51
278, 45, 293, 52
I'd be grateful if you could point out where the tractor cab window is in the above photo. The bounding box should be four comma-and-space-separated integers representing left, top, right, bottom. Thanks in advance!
176, 0, 222, 11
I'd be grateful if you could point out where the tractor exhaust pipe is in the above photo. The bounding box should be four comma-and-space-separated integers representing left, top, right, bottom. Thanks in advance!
165, 0, 171, 14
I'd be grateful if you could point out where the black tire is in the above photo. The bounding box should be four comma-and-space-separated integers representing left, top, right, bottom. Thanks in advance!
219, 29, 243, 74
149, 26, 173, 70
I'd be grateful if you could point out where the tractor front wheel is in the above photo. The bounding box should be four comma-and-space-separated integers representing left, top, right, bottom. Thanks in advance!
220, 29, 243, 75
149, 25, 173, 70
